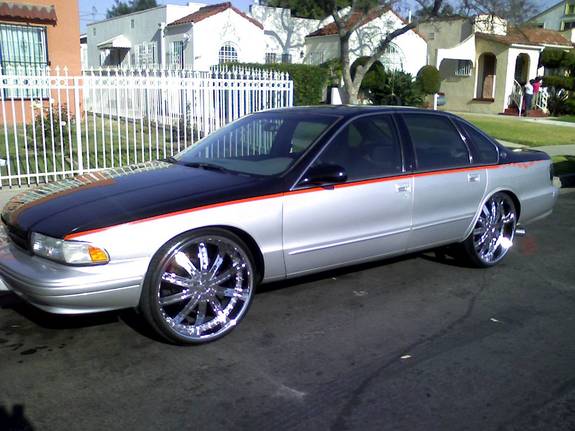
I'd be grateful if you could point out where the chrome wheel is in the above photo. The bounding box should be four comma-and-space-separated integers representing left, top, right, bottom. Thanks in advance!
146, 232, 255, 343
472, 193, 516, 265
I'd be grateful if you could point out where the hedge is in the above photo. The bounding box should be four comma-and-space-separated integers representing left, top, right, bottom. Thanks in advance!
542, 75, 575, 91
540, 48, 566, 69
219, 62, 328, 106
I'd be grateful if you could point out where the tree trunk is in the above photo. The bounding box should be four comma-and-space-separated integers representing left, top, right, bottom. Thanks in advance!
339, 35, 360, 105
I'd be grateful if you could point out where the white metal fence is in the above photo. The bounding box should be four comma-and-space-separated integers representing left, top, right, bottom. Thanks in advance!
0, 66, 293, 187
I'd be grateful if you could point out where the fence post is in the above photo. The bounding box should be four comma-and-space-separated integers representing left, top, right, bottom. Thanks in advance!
74, 76, 84, 175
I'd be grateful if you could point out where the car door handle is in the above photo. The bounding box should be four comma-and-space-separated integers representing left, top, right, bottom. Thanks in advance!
395, 183, 411, 193
468, 173, 481, 183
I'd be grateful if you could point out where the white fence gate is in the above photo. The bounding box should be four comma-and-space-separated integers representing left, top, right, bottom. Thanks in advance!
0, 66, 293, 187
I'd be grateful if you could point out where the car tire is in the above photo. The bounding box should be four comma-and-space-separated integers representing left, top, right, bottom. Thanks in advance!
139, 228, 257, 345
461, 192, 517, 268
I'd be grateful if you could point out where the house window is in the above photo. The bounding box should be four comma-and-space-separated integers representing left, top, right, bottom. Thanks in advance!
455, 60, 472, 76
135, 42, 156, 67
265, 53, 277, 64
380, 43, 405, 72
567, 3, 575, 15
563, 21, 575, 30
428, 32, 435, 40
281, 53, 292, 64
92, 27, 96, 36
218, 43, 238, 64
170, 41, 185, 69
306, 52, 324, 65
131, 19, 135, 29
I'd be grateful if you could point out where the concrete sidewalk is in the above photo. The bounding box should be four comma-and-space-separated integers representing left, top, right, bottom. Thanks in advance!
454, 111, 575, 128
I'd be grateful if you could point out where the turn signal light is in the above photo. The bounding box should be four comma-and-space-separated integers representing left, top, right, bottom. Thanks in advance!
88, 246, 109, 263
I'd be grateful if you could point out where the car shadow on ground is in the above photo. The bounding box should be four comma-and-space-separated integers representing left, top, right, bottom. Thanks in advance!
0, 404, 34, 431
0, 247, 474, 340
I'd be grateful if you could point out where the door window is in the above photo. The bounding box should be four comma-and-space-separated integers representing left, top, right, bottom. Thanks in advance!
456, 121, 499, 164
403, 114, 470, 170
312, 115, 402, 182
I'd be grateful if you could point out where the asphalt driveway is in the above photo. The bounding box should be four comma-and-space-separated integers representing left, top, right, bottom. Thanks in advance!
1, 191, 574, 431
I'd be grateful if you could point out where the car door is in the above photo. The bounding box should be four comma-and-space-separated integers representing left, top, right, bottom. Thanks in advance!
282, 114, 413, 277
399, 113, 487, 251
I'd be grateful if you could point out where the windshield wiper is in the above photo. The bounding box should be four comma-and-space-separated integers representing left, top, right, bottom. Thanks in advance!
180, 161, 232, 173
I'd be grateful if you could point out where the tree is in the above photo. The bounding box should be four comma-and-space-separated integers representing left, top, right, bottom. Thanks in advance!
263, 0, 333, 19
458, 0, 539, 25
106, 0, 158, 19
327, 0, 445, 104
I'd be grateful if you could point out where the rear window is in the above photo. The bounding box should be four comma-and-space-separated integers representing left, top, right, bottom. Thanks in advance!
457, 121, 499, 164
403, 114, 470, 170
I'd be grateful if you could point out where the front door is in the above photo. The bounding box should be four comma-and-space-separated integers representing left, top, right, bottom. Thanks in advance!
283, 114, 413, 276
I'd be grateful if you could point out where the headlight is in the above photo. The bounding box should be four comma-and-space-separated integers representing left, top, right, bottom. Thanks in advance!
31, 232, 109, 265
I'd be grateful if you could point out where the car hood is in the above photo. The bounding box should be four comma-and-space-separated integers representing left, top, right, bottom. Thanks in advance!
2, 161, 281, 238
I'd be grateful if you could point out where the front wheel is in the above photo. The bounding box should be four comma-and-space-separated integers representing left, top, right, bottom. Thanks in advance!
140, 229, 256, 344
461, 192, 517, 268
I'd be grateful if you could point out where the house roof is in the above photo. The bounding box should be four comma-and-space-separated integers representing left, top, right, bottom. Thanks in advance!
0, 2, 57, 25
305, 7, 426, 40
527, 0, 565, 22
477, 26, 572, 47
168, 2, 263, 29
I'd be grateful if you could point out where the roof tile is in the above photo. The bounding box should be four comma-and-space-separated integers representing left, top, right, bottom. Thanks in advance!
168, 2, 263, 29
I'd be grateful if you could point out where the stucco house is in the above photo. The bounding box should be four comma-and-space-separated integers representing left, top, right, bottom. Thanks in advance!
304, 7, 428, 78
165, 2, 265, 70
0, 0, 81, 75
529, 0, 575, 31
418, 15, 574, 115
0, 0, 81, 124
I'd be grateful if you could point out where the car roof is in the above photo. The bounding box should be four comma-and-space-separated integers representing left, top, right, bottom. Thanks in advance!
260, 105, 457, 120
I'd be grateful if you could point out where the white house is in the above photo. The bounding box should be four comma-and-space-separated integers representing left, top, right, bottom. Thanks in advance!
303, 7, 428, 78
165, 3, 266, 70
86, 3, 205, 68
85, 2, 428, 78
249, 3, 327, 64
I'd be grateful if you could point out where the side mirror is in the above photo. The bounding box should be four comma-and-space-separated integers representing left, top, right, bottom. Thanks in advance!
299, 164, 347, 187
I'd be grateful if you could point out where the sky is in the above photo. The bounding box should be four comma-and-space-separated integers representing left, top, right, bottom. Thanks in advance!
78, 0, 560, 33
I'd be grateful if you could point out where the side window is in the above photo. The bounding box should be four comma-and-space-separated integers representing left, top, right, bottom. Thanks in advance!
403, 114, 470, 170
290, 121, 329, 153
457, 121, 499, 164
313, 115, 402, 182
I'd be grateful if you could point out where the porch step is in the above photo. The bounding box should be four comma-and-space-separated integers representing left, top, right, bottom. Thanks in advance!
500, 107, 548, 117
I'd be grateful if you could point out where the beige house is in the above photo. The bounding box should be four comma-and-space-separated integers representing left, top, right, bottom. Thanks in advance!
418, 15, 573, 115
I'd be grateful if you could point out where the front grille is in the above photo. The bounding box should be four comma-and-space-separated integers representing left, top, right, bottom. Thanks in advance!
2, 218, 29, 251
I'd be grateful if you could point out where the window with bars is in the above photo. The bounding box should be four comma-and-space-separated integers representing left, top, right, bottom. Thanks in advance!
170, 41, 185, 69
0, 23, 49, 98
455, 59, 472, 76
265, 53, 277, 64
218, 43, 238, 64
281, 53, 292, 64
135, 42, 156, 67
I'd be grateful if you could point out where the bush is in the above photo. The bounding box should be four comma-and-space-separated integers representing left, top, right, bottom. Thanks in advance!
547, 87, 570, 116
565, 98, 575, 115
542, 76, 575, 91
219, 62, 328, 106
540, 48, 567, 69
416, 65, 441, 95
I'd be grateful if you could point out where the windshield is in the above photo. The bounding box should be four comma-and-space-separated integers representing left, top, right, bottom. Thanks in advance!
174, 113, 337, 176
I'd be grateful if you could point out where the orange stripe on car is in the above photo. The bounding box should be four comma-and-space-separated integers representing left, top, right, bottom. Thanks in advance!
64, 161, 542, 240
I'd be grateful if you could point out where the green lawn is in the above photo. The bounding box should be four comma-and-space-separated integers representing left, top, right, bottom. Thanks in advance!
1, 116, 198, 186
552, 115, 575, 124
459, 114, 575, 147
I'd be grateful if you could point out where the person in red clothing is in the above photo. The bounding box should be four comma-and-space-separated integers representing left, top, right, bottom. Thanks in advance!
533, 77, 542, 95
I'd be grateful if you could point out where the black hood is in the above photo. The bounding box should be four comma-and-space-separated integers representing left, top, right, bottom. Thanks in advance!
2, 161, 282, 238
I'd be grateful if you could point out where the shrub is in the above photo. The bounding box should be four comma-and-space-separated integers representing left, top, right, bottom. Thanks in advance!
219, 62, 328, 106
547, 87, 569, 116
416, 65, 441, 95
540, 48, 567, 69
542, 75, 575, 91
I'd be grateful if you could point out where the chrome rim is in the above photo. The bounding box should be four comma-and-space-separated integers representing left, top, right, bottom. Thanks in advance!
473, 194, 516, 264
156, 235, 253, 341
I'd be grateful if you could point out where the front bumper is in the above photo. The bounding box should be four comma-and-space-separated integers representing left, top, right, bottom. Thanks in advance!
0, 240, 148, 314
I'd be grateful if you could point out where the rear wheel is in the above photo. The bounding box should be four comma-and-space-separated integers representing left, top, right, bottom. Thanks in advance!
140, 228, 256, 344
462, 192, 517, 267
